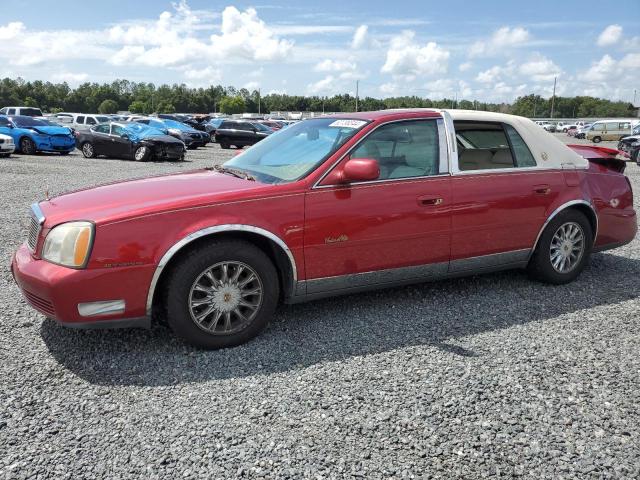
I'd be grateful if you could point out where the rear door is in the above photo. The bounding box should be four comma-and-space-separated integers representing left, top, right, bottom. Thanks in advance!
304, 118, 452, 293
450, 120, 560, 272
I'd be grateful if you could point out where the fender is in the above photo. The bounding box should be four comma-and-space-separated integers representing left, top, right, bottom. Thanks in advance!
145, 224, 298, 316
529, 199, 598, 260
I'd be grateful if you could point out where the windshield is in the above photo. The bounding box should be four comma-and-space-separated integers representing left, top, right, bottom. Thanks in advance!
20, 108, 43, 117
12, 117, 55, 127
224, 118, 368, 184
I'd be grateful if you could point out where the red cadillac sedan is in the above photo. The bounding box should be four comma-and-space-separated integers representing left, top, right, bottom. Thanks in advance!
12, 109, 637, 349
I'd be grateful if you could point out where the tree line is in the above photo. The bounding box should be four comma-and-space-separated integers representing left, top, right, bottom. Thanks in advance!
0, 77, 636, 118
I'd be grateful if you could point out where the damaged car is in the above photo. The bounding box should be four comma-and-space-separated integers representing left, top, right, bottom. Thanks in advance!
0, 115, 75, 155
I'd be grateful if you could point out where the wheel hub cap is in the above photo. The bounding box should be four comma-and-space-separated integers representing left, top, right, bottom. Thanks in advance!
188, 261, 263, 335
549, 222, 585, 274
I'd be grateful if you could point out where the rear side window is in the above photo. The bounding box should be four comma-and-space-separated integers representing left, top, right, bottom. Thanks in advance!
605, 122, 618, 130
455, 121, 515, 171
219, 121, 234, 129
76, 116, 85, 124
619, 122, 631, 130
86, 117, 97, 125
94, 124, 110, 133
504, 125, 537, 167
7, 108, 16, 115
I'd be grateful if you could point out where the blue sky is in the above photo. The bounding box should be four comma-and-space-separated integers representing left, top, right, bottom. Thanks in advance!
0, 0, 638, 102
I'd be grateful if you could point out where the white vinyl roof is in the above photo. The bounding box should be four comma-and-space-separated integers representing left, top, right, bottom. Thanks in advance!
444, 110, 588, 169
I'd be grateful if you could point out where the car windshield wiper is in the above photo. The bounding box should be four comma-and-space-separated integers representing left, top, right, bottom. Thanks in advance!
212, 164, 255, 181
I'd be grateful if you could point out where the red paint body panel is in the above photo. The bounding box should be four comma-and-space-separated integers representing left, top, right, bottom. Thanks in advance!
10, 109, 638, 328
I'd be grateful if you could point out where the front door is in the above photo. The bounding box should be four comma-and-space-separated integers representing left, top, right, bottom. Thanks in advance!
109, 124, 133, 158
449, 120, 559, 271
303, 118, 451, 294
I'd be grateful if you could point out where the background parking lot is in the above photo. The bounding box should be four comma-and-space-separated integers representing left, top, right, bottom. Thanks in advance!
1, 135, 639, 478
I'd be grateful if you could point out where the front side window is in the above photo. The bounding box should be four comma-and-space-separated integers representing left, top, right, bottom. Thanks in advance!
350, 120, 440, 180
86, 117, 97, 125
619, 122, 631, 130
0, 116, 11, 127
76, 116, 85, 124
224, 117, 367, 183
455, 121, 515, 171
7, 108, 16, 115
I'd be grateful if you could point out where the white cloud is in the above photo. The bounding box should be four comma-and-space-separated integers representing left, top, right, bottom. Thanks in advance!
381, 30, 449, 79
275, 25, 351, 35
184, 66, 222, 84
519, 54, 562, 82
0, 21, 25, 40
597, 24, 622, 47
583, 54, 618, 82
458, 62, 473, 72
476, 65, 503, 83
314, 59, 356, 72
307, 75, 336, 94
210, 6, 293, 61
470, 26, 530, 57
351, 25, 368, 49
51, 72, 89, 84
244, 81, 260, 91
109, 4, 292, 67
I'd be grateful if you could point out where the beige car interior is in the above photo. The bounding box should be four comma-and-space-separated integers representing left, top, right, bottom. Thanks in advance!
455, 121, 516, 171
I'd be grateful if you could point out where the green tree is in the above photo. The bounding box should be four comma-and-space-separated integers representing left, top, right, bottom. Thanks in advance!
128, 100, 147, 114
219, 96, 246, 114
24, 96, 39, 107
156, 101, 176, 113
98, 99, 119, 114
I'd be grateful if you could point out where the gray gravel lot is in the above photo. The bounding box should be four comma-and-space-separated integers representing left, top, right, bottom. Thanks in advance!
1, 134, 639, 479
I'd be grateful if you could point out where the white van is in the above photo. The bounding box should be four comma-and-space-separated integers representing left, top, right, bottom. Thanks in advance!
0, 106, 44, 117
70, 114, 112, 131
586, 119, 640, 143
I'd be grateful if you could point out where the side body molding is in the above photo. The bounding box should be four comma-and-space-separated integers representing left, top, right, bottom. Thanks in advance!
145, 224, 298, 316
530, 199, 599, 258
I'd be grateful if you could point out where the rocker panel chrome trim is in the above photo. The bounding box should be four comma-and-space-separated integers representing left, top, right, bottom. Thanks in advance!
145, 224, 298, 316
291, 248, 530, 302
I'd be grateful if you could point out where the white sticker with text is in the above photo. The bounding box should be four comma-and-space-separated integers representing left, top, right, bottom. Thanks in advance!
328, 119, 367, 129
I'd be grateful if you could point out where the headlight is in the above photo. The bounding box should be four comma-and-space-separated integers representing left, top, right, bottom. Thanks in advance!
42, 221, 94, 268
168, 128, 181, 136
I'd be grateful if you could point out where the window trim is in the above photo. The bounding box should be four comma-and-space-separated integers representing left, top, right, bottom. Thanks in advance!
313, 117, 448, 189
450, 120, 541, 176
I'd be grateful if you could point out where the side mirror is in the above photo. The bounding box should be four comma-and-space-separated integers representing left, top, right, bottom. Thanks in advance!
121, 134, 129, 140
340, 157, 380, 183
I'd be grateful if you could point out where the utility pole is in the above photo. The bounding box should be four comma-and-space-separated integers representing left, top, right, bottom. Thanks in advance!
634, 89, 637, 105
533, 97, 537, 118
550, 76, 557, 119
355, 80, 359, 112
258, 88, 261, 115
322, 96, 325, 114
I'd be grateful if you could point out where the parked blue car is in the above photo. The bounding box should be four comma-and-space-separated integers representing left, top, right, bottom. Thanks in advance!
136, 118, 208, 148
0, 115, 75, 155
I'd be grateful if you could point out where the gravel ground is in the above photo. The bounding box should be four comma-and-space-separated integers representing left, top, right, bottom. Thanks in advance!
1, 134, 639, 479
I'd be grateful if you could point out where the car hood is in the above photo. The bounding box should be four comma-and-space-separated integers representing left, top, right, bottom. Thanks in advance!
27, 125, 72, 136
39, 170, 267, 226
141, 134, 185, 144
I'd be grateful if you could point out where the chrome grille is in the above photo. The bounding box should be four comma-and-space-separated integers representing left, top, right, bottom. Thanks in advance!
27, 203, 45, 252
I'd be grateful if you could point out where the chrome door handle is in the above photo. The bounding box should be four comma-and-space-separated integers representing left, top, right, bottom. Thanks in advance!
418, 196, 443, 206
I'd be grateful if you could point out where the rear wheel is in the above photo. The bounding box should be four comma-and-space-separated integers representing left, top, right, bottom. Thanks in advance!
592, 136, 602, 143
220, 142, 230, 149
528, 209, 593, 284
164, 240, 279, 349
20, 137, 36, 155
81, 142, 96, 158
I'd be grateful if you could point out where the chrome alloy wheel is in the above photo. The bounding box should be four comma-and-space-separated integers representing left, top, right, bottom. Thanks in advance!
549, 222, 585, 273
134, 146, 147, 160
82, 143, 94, 157
188, 261, 263, 335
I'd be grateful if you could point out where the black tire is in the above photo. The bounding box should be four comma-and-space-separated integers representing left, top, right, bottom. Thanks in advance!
81, 142, 96, 158
527, 209, 593, 285
134, 145, 151, 161
632, 149, 639, 164
220, 142, 230, 149
592, 136, 602, 143
20, 137, 36, 155
164, 240, 279, 349
234, 145, 243, 149
562, 128, 568, 133
0, 153, 10, 158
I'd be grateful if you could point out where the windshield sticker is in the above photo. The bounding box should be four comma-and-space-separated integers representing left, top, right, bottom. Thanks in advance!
328, 119, 367, 129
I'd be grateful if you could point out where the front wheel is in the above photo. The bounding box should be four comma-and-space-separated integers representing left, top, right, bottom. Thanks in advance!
164, 240, 279, 349
20, 137, 36, 155
134, 145, 151, 161
592, 136, 602, 143
528, 209, 593, 284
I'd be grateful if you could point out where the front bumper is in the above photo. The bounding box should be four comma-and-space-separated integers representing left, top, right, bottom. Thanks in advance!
34, 136, 75, 153
11, 243, 152, 329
